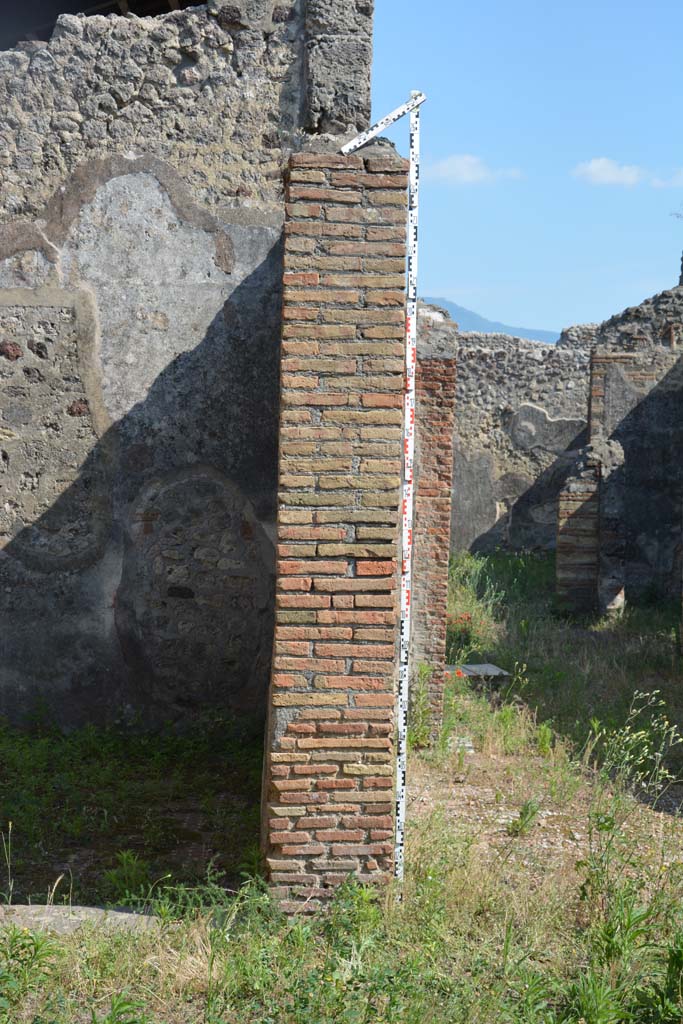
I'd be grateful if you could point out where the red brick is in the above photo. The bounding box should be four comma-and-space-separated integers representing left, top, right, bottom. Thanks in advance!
278, 641, 311, 657
273, 673, 307, 688
274, 657, 346, 673
342, 815, 393, 829
316, 676, 391, 692
314, 643, 393, 659
278, 577, 313, 592
280, 844, 325, 856
296, 816, 337, 829
296, 737, 391, 749
356, 561, 396, 576
318, 722, 367, 735
280, 791, 329, 805
355, 693, 395, 706
279, 560, 349, 575
271, 831, 311, 844
361, 393, 403, 408
315, 830, 364, 842
276, 594, 331, 608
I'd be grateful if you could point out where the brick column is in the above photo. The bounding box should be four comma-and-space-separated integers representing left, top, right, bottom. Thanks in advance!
410, 353, 457, 728
262, 146, 409, 911
556, 459, 600, 612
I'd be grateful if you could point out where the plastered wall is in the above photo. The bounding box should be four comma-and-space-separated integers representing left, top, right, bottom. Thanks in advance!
0, 1, 373, 725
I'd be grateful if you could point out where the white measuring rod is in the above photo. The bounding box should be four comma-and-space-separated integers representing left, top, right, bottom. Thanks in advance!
341, 91, 426, 883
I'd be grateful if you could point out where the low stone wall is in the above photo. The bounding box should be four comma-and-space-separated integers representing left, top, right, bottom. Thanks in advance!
262, 147, 408, 910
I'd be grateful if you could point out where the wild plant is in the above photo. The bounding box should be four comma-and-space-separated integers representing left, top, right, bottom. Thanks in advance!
1, 822, 12, 905
0, 925, 56, 1019
408, 663, 433, 750
507, 798, 541, 837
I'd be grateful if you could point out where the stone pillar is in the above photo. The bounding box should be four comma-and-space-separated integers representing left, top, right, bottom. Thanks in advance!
262, 146, 409, 911
410, 353, 457, 727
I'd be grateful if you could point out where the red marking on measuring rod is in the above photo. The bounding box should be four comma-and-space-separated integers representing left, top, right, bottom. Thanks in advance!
342, 91, 426, 885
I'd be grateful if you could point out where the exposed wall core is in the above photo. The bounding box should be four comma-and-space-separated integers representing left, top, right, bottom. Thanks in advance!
1, 2, 206, 51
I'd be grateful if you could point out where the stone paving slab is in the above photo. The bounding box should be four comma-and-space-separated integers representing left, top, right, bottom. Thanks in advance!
0, 904, 159, 935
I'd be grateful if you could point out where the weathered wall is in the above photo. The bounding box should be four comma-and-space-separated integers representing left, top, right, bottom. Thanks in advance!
556, 283, 683, 612
262, 147, 407, 910
0, 0, 373, 219
0, 1, 374, 726
417, 304, 593, 555
410, 349, 456, 724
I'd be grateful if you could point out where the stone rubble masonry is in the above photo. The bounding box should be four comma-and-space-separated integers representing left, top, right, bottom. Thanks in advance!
0, 0, 375, 726
0, 0, 373, 221
417, 305, 592, 555
262, 144, 409, 911
410, 353, 457, 725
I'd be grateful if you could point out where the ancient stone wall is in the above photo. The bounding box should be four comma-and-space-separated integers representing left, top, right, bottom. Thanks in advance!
555, 283, 683, 611
0, 1, 373, 726
557, 335, 683, 612
262, 147, 408, 910
417, 304, 592, 555
0, 0, 373, 220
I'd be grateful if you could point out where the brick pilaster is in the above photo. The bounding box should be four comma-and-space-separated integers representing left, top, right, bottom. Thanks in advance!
262, 147, 409, 910
556, 461, 600, 612
410, 354, 457, 727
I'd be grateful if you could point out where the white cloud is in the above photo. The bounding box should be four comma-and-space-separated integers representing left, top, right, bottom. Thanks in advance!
425, 154, 522, 185
651, 169, 683, 188
572, 157, 644, 186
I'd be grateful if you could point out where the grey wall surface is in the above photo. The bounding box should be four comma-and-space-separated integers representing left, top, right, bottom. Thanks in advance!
419, 281, 683, 589
0, 1, 373, 726
417, 304, 593, 555
588, 287, 683, 604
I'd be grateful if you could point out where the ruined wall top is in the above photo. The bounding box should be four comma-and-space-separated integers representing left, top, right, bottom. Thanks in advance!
0, 0, 374, 221
594, 284, 683, 350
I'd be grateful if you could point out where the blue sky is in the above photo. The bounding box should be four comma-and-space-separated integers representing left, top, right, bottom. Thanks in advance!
372, 0, 683, 330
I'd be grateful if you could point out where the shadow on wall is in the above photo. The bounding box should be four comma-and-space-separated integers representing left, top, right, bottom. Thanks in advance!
597, 353, 683, 603
456, 425, 588, 555
0, 162, 283, 729
468, 352, 683, 599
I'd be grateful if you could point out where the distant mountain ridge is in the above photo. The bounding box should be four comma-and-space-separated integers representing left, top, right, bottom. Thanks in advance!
422, 297, 560, 344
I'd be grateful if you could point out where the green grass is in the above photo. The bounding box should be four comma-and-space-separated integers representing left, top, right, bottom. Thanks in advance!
3, 551, 683, 1022
447, 550, 683, 757
0, 713, 264, 905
